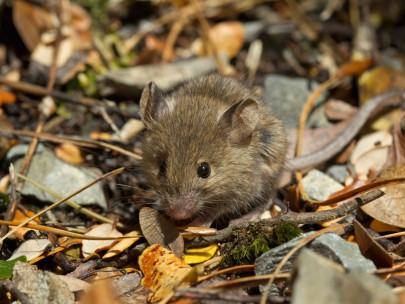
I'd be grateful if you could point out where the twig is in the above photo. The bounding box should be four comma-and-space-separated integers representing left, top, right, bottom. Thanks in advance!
0, 129, 142, 160
187, 188, 384, 246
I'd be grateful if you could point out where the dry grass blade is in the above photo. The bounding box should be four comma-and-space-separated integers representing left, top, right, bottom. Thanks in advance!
17, 173, 126, 229
1, 129, 142, 160
0, 220, 141, 240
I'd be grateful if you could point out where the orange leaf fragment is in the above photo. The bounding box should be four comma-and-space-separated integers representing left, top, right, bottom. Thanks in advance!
139, 244, 196, 302
55, 143, 85, 164
0, 89, 16, 104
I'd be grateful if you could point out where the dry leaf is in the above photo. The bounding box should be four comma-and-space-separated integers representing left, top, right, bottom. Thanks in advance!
114, 118, 145, 142
359, 66, 405, 104
12, 210, 40, 240
82, 224, 123, 257
183, 244, 218, 264
387, 113, 405, 166
192, 21, 244, 58
139, 244, 196, 302
0, 88, 16, 104
323, 99, 357, 121
353, 220, 393, 268
12, 0, 53, 51
57, 275, 91, 293
31, 30, 75, 68
8, 239, 52, 262
370, 219, 402, 233
139, 207, 184, 258
361, 165, 405, 228
55, 143, 85, 164
350, 130, 392, 179
103, 230, 141, 259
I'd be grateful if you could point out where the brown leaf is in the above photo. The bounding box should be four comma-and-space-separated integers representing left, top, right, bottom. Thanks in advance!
359, 66, 405, 105
0, 88, 16, 104
192, 21, 244, 58
361, 165, 405, 228
12, 0, 53, 51
323, 99, 357, 121
139, 207, 184, 258
387, 113, 405, 166
353, 220, 393, 268
82, 224, 123, 257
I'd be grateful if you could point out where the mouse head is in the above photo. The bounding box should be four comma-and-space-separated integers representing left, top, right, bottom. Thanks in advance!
140, 81, 262, 224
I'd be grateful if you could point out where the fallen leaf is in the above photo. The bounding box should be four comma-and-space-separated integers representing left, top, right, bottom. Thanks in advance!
350, 130, 392, 179
192, 21, 244, 58
55, 143, 85, 164
323, 98, 357, 121
12, 0, 53, 51
370, 219, 402, 233
82, 224, 123, 257
353, 220, 393, 268
103, 230, 141, 259
387, 113, 405, 166
8, 239, 52, 262
139, 207, 184, 258
361, 165, 405, 228
358, 66, 405, 105
11, 210, 40, 240
0, 256, 27, 279
57, 275, 91, 293
139, 244, 196, 302
183, 244, 218, 264
0, 88, 16, 104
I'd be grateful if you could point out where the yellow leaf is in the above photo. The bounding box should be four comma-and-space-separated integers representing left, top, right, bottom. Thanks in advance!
184, 244, 218, 264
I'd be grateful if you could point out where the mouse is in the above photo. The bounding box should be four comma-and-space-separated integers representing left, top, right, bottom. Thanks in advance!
139, 74, 287, 227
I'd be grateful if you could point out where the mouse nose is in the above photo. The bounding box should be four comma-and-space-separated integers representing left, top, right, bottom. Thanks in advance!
166, 196, 196, 220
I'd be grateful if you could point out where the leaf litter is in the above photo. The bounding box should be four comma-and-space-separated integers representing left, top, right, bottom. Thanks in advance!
0, 0, 404, 303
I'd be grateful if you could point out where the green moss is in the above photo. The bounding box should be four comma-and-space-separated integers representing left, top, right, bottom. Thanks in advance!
221, 223, 301, 268
269, 223, 302, 247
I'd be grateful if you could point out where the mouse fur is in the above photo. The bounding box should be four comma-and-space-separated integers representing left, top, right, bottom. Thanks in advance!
140, 74, 287, 227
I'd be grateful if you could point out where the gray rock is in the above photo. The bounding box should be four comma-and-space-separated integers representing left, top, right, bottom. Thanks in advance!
255, 232, 376, 294
326, 164, 352, 184
310, 233, 376, 272
12, 261, 74, 304
8, 145, 107, 209
291, 249, 396, 304
263, 75, 328, 129
302, 169, 344, 201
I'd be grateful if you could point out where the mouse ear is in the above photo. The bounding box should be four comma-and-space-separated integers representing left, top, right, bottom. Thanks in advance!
140, 82, 168, 127
221, 97, 259, 144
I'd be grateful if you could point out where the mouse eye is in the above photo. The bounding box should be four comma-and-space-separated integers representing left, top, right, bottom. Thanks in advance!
197, 162, 211, 179
159, 161, 167, 177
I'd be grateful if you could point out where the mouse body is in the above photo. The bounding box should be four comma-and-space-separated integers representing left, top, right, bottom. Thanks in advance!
140, 74, 287, 227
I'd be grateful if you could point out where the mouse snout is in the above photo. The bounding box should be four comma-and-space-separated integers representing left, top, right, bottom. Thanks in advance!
165, 194, 197, 220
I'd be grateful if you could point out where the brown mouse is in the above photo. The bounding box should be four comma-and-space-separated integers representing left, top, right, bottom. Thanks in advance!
139, 74, 287, 227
